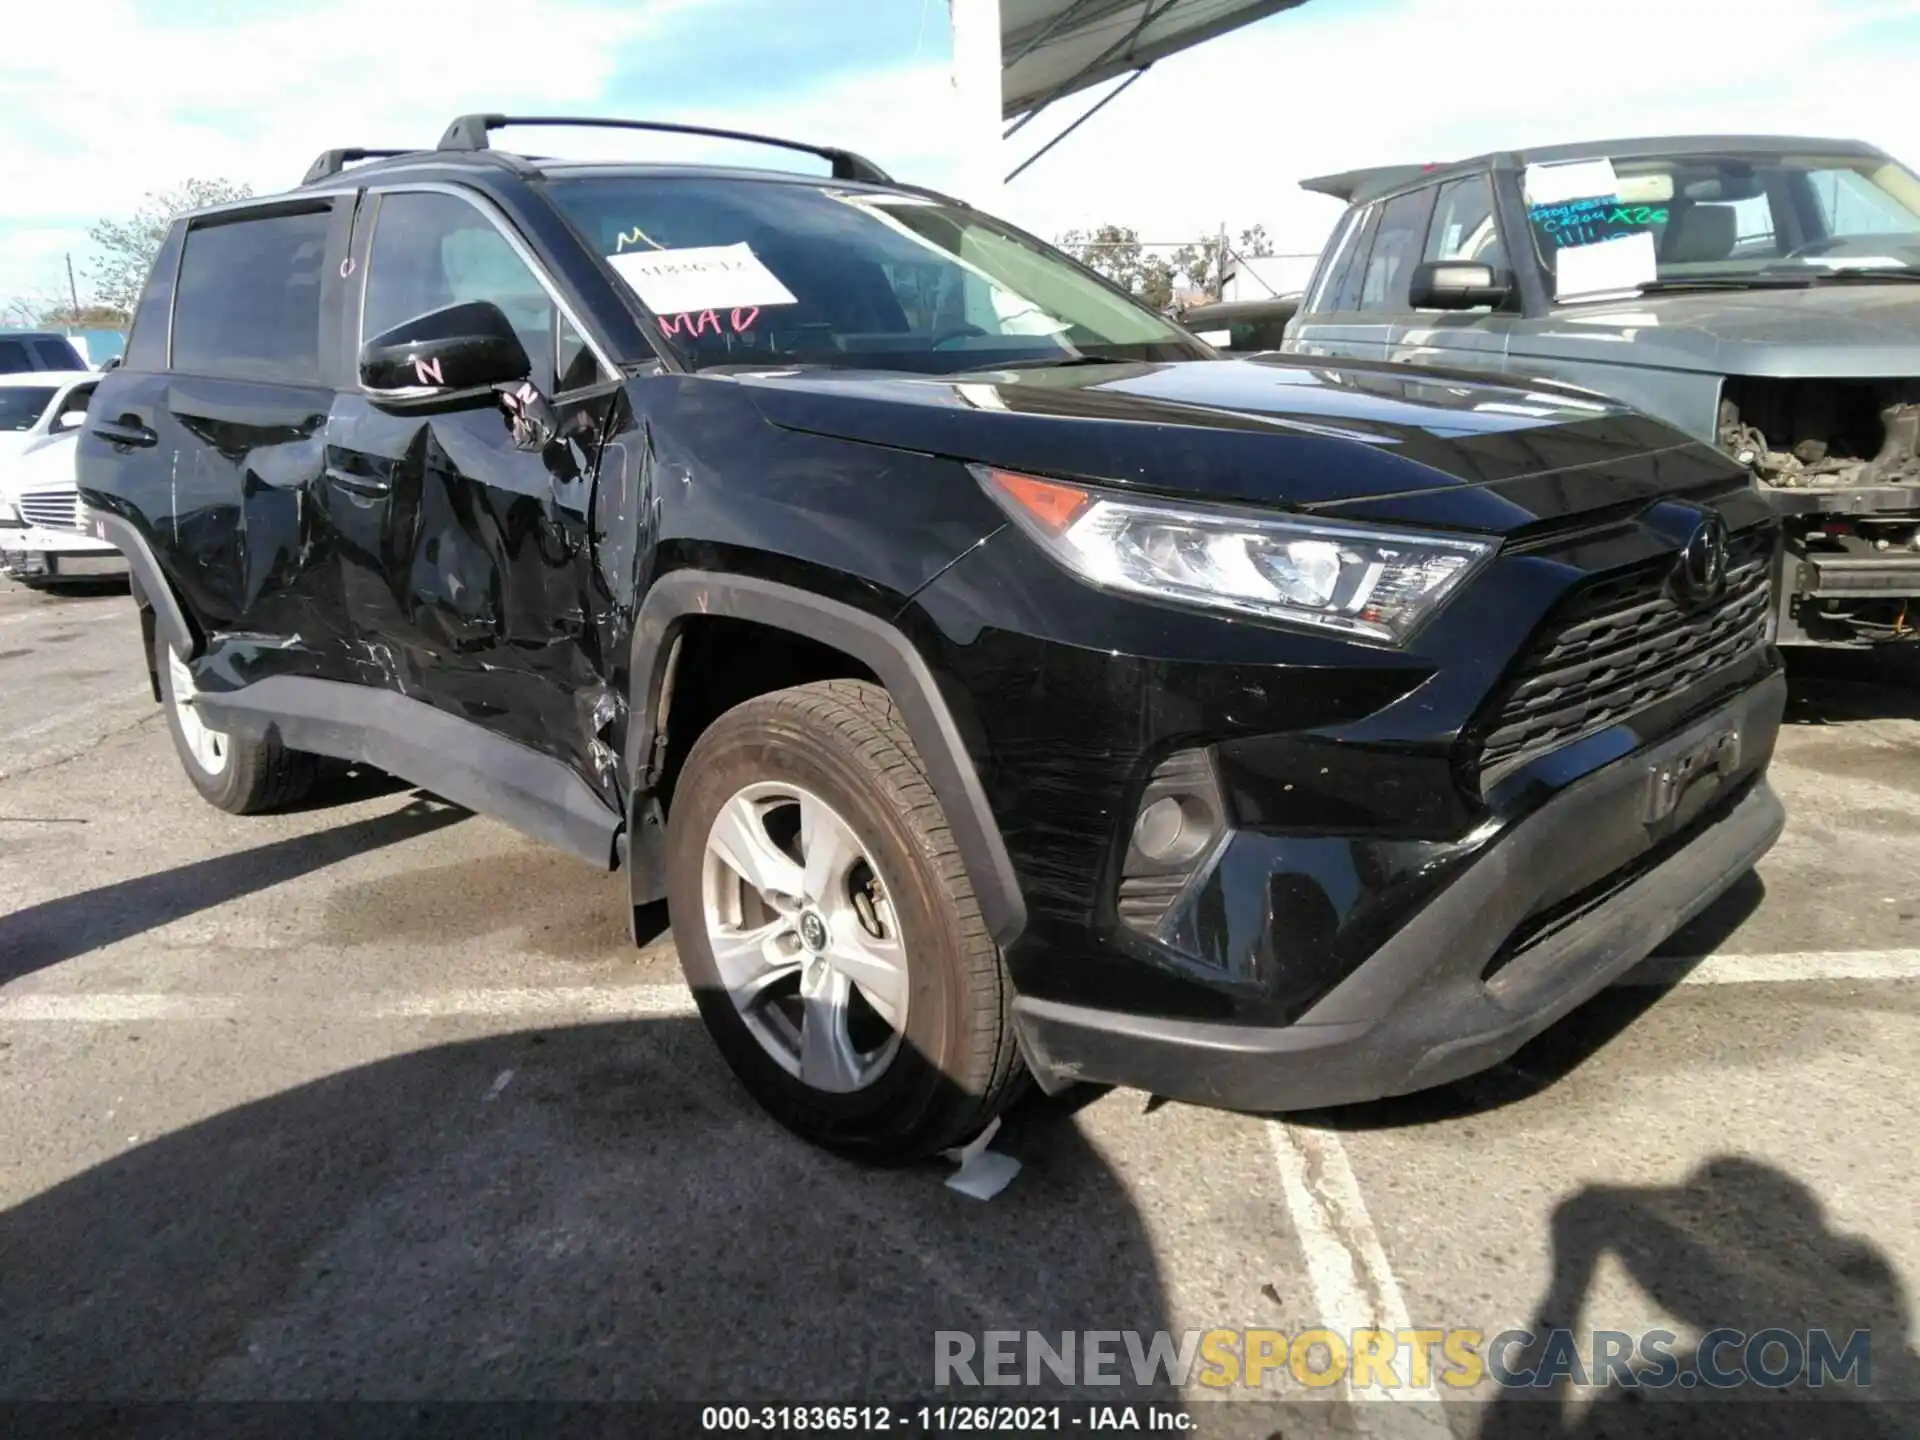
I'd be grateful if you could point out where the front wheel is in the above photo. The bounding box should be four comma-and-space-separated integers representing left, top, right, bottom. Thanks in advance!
154, 629, 319, 814
665, 679, 1023, 1161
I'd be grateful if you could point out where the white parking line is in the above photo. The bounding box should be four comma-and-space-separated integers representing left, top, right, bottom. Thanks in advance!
1621, 948, 1920, 986
0, 984, 698, 1022
1265, 1121, 1447, 1426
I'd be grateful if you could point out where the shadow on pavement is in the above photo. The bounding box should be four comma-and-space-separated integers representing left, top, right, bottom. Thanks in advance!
0, 1018, 1175, 1407
1476, 1157, 1916, 1439
0, 795, 466, 985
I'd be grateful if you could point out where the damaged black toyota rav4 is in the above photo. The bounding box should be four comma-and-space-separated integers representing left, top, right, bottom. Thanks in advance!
79, 115, 1787, 1159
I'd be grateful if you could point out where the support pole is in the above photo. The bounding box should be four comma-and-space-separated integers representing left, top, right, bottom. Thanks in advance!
948, 0, 1004, 211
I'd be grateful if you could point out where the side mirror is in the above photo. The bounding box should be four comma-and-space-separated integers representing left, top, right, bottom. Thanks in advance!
1408, 260, 1511, 311
54, 410, 87, 431
359, 300, 532, 400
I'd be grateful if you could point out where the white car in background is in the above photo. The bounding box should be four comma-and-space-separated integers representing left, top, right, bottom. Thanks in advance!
0, 371, 127, 587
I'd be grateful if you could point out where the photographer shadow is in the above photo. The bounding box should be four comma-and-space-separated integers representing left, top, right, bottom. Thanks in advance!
1477, 1156, 1916, 1440
0, 1011, 1177, 1411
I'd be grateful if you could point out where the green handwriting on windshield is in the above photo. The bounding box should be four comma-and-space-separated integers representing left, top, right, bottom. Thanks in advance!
1529, 197, 1669, 250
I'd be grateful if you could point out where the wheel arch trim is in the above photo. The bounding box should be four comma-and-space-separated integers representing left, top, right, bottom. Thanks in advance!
89, 511, 198, 658
626, 570, 1027, 948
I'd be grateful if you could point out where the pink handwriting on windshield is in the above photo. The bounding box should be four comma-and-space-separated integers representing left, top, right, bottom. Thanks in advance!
656, 307, 760, 338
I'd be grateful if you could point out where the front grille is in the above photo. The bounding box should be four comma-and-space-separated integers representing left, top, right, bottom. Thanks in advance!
1476, 529, 1773, 786
17, 490, 80, 532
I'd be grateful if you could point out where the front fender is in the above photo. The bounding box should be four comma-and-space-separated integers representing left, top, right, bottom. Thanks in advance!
623, 570, 1027, 948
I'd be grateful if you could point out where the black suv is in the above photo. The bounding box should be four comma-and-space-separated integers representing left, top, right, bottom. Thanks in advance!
79, 115, 1787, 1159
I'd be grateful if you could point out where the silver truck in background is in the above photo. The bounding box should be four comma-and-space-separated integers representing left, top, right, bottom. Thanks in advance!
1283, 134, 1920, 648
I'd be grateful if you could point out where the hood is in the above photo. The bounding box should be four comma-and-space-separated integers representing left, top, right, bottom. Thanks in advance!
1, 432, 76, 498
0, 432, 48, 463
735, 355, 1726, 525
1523, 282, 1920, 378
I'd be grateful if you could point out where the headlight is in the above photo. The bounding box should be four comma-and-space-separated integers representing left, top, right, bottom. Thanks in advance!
977, 466, 1495, 645
0, 495, 20, 527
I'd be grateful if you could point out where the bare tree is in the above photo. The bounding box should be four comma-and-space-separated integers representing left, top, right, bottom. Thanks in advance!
86, 178, 254, 312
1237, 224, 1275, 258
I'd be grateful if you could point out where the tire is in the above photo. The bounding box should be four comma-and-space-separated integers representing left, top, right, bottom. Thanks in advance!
666, 678, 1023, 1161
154, 627, 319, 814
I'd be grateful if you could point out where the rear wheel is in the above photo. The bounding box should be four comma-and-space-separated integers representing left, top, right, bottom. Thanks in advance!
666, 679, 1023, 1161
154, 629, 319, 814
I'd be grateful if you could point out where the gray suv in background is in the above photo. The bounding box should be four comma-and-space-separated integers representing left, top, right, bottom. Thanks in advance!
1285, 135, 1920, 648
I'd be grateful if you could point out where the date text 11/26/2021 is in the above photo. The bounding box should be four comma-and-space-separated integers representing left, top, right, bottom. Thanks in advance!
699, 1403, 1196, 1433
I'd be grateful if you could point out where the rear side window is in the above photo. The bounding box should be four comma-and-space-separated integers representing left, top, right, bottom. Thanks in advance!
171, 209, 331, 383
1327, 206, 1381, 313
0, 340, 32, 373
1305, 208, 1367, 314
123, 222, 186, 372
32, 338, 82, 370
1358, 188, 1435, 311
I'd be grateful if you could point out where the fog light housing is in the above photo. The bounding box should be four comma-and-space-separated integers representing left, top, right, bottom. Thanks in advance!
1117, 748, 1227, 940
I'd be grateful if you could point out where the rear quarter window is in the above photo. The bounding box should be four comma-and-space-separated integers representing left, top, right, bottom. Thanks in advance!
171, 208, 332, 383
123, 222, 186, 372
32, 338, 83, 369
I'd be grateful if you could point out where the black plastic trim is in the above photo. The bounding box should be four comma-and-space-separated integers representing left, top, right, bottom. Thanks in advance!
199, 676, 621, 867
88, 512, 196, 658
625, 570, 1028, 947
1013, 674, 1787, 1109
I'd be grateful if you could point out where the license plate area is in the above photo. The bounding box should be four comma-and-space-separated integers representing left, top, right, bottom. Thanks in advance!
1644, 728, 1741, 825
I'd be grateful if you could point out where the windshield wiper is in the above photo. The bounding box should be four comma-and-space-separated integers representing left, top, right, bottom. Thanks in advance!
1636, 276, 1815, 293
986, 354, 1133, 370
1790, 267, 1920, 283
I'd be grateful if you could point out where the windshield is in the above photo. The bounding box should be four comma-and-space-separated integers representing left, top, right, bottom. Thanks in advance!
548, 176, 1207, 373
0, 388, 56, 431
1522, 150, 1920, 301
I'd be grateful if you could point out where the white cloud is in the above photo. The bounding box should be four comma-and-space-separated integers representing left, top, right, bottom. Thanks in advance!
0, 0, 715, 301
6, 0, 1919, 306
0, 229, 94, 314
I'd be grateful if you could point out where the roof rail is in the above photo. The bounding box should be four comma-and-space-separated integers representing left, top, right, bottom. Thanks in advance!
435, 113, 893, 184
302, 147, 418, 185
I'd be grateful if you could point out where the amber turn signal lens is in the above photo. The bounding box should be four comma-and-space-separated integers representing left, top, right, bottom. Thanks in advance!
982, 468, 1090, 537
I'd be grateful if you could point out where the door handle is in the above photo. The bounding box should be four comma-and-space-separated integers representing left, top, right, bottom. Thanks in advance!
324, 465, 391, 498
93, 419, 157, 449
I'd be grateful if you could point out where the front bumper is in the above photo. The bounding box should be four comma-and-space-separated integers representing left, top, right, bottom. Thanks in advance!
1, 525, 127, 581
1012, 673, 1787, 1112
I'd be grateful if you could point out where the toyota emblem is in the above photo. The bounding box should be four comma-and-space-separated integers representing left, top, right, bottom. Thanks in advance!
1676, 514, 1730, 603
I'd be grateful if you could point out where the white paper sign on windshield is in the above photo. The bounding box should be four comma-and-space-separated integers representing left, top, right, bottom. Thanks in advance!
605, 243, 798, 314
1524, 158, 1621, 206
1555, 230, 1658, 300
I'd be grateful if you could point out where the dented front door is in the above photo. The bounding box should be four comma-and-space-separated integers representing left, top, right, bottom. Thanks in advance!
323, 186, 625, 802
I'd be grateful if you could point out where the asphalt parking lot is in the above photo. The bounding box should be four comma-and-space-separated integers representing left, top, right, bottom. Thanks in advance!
1, 579, 1915, 1436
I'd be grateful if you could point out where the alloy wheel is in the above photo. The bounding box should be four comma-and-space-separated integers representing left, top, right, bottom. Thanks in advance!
700, 781, 909, 1092
167, 649, 230, 775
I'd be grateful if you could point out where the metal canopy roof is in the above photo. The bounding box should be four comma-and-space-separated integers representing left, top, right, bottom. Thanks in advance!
1001, 0, 1310, 120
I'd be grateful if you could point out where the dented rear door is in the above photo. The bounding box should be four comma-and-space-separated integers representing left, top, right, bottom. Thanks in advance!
324, 185, 625, 803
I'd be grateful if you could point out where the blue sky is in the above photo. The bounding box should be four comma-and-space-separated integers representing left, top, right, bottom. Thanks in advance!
5, 0, 1920, 310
